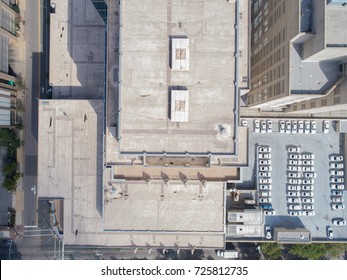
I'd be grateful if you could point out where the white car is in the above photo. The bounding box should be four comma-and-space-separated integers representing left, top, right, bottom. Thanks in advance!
259, 153, 271, 159
332, 218, 346, 226
304, 172, 317, 178
267, 120, 273, 133
303, 179, 314, 185
330, 170, 344, 176
259, 178, 272, 184
331, 190, 344, 196
302, 160, 314, 166
288, 204, 301, 210
330, 155, 343, 162
259, 172, 271, 177
254, 120, 260, 133
330, 184, 344, 190
261, 120, 267, 133
288, 165, 301, 172
327, 226, 334, 239
289, 154, 302, 160
332, 197, 343, 203
298, 120, 304, 133
260, 184, 272, 190
331, 178, 344, 184
288, 191, 300, 197
302, 198, 314, 203
279, 120, 285, 133
289, 178, 302, 184
286, 121, 291, 134
265, 225, 272, 239
331, 204, 345, 210
287, 197, 301, 203
259, 146, 271, 153
259, 159, 271, 165
302, 211, 315, 216
260, 191, 271, 197
304, 121, 310, 134
292, 121, 298, 134
289, 160, 302, 165
260, 166, 272, 171
323, 121, 329, 133
330, 163, 344, 169
241, 119, 247, 127
302, 204, 314, 210
287, 185, 301, 191
302, 191, 314, 197
288, 172, 300, 178
302, 166, 314, 172
264, 210, 276, 216
287, 146, 300, 153
302, 153, 315, 160
302, 185, 314, 191
289, 211, 302, 216
311, 121, 317, 134
260, 197, 271, 203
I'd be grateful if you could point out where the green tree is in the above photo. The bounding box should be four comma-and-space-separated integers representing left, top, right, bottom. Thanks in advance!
289, 244, 328, 260
260, 243, 282, 260
2, 161, 17, 176
326, 243, 347, 259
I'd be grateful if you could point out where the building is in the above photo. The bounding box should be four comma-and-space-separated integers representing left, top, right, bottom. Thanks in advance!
90, 0, 107, 23
246, 0, 347, 111
0, 0, 18, 127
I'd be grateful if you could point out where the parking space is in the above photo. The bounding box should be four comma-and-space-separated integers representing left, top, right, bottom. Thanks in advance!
240, 118, 347, 240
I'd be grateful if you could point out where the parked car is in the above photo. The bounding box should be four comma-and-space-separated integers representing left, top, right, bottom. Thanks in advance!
259, 159, 271, 165
323, 121, 329, 133
260, 191, 271, 197
259, 172, 271, 177
259, 203, 272, 209
302, 211, 315, 216
327, 226, 334, 239
264, 210, 276, 216
287, 146, 300, 153
259, 153, 271, 159
289, 160, 302, 165
330, 184, 345, 190
265, 225, 272, 239
260, 197, 271, 203
332, 197, 343, 203
254, 120, 260, 133
261, 120, 267, 133
288, 204, 301, 210
331, 190, 344, 196
302, 198, 314, 203
304, 172, 317, 178
289, 178, 302, 184
259, 146, 271, 153
303, 179, 314, 185
289, 154, 302, 160
260, 166, 272, 172
302, 204, 314, 210
332, 218, 346, 226
259, 178, 272, 184
288, 165, 301, 172
302, 153, 315, 160
331, 204, 345, 210
302, 160, 314, 165
301, 185, 314, 191
330, 163, 344, 169
304, 121, 310, 134
289, 211, 302, 216
302, 192, 314, 197
279, 120, 285, 133
292, 121, 298, 134
288, 172, 300, 178
302, 166, 314, 172
287, 197, 301, 203
287, 185, 301, 191
288, 191, 300, 197
331, 178, 344, 184
311, 121, 317, 134
286, 121, 291, 134
267, 120, 273, 133
260, 184, 272, 190
330, 170, 344, 176
298, 120, 304, 133
241, 119, 247, 127
330, 155, 343, 162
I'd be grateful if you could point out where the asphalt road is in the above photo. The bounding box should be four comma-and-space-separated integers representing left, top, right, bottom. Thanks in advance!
23, 0, 50, 227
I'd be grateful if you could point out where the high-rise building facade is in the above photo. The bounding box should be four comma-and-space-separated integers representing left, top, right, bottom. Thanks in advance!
91, 0, 107, 23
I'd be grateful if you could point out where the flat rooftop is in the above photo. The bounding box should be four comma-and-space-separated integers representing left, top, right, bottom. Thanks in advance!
119, 0, 236, 154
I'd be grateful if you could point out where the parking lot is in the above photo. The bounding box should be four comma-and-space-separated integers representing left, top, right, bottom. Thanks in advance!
240, 119, 347, 240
